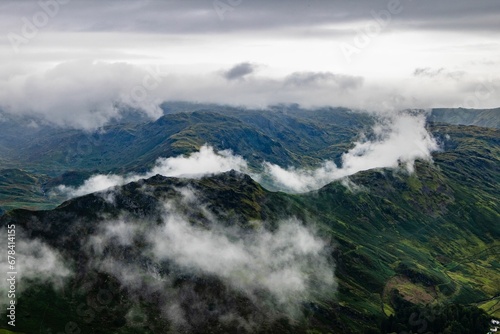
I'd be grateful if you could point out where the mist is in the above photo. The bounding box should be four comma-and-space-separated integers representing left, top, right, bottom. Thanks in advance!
0, 226, 71, 309
150, 209, 334, 307
83, 188, 336, 329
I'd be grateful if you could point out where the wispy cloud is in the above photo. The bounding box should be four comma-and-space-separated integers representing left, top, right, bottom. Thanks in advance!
283, 71, 363, 90
413, 67, 464, 80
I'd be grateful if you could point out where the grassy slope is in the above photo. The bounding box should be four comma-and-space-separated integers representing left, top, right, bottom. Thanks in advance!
429, 107, 500, 128
0, 169, 54, 212
0, 169, 96, 213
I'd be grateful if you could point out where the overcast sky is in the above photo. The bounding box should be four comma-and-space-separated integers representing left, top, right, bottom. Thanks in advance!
1, 0, 499, 128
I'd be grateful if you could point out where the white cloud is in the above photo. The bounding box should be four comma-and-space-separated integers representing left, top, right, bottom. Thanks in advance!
1, 59, 499, 130
0, 60, 164, 129
150, 212, 334, 306
56, 145, 248, 198
150, 145, 248, 177
264, 111, 439, 192
341, 111, 438, 173
58, 174, 133, 198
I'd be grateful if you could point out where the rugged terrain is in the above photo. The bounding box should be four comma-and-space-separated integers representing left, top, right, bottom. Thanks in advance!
0, 105, 498, 333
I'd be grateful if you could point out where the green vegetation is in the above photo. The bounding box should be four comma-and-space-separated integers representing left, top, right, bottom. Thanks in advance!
381, 293, 491, 333
0, 169, 53, 211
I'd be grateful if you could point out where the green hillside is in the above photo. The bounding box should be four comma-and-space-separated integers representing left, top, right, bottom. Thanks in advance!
1, 106, 373, 175
1, 123, 498, 333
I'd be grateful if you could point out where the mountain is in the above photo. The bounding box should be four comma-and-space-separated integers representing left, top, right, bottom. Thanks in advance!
0, 119, 498, 333
3, 105, 498, 213
0, 106, 373, 176
5, 104, 498, 179
0, 105, 373, 211
0, 169, 96, 213
429, 107, 500, 128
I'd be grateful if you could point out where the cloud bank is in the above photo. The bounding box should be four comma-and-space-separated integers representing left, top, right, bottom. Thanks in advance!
0, 60, 164, 129
2, 61, 498, 130
57, 111, 439, 196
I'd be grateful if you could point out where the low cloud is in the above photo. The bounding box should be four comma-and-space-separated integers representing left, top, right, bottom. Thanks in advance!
222, 62, 257, 81
151, 145, 248, 177
265, 111, 438, 192
85, 189, 335, 329
341, 111, 438, 173
59, 174, 132, 198
150, 212, 334, 307
56, 145, 248, 198
1, 61, 498, 130
0, 60, 164, 129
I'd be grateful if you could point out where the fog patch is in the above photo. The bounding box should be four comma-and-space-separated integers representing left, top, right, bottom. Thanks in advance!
0, 226, 71, 308
81, 190, 336, 329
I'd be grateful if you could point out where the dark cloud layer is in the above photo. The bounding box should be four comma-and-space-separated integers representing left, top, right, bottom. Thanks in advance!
1, 0, 499, 37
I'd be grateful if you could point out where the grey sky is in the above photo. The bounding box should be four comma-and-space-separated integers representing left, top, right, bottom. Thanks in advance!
0, 0, 499, 128
1, 1, 499, 34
